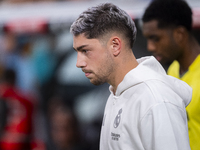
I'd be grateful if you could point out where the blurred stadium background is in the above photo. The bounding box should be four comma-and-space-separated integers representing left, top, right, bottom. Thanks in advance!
0, 0, 199, 150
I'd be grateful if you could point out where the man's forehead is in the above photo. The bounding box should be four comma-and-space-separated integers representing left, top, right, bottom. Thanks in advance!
143, 20, 160, 31
142, 20, 171, 37
73, 34, 87, 46
73, 34, 100, 49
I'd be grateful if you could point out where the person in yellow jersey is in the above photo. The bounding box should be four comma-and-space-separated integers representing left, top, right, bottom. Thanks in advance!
142, 0, 200, 150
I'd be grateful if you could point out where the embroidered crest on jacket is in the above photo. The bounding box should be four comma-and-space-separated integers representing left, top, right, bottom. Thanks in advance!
113, 108, 122, 128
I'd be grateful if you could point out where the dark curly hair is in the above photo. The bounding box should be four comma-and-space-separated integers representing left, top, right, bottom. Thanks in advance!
70, 3, 137, 48
142, 0, 192, 31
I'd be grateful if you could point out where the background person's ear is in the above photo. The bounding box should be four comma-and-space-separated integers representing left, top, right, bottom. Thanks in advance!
173, 26, 186, 44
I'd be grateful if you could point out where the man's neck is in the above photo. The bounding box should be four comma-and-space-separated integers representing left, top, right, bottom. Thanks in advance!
110, 54, 138, 95
178, 37, 200, 75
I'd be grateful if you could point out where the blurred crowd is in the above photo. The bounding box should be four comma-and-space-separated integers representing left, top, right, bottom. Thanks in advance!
0, 0, 199, 150
0, 0, 89, 4
0, 26, 108, 149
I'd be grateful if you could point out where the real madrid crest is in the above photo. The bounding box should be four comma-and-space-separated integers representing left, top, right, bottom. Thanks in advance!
113, 108, 122, 128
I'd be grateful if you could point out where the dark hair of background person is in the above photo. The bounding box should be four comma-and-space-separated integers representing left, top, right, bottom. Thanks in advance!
2, 68, 16, 85
0, 69, 15, 135
70, 3, 137, 48
142, 0, 192, 31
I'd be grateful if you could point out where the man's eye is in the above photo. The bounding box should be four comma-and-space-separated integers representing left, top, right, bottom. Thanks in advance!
82, 50, 88, 53
148, 36, 159, 42
151, 37, 159, 42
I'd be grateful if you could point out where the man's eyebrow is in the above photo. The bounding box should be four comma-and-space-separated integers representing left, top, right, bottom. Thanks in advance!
74, 45, 88, 51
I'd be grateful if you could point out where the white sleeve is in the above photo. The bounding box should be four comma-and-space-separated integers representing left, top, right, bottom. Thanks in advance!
139, 103, 191, 150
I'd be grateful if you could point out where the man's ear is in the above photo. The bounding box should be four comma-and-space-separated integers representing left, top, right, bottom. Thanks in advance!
173, 26, 186, 44
110, 37, 121, 57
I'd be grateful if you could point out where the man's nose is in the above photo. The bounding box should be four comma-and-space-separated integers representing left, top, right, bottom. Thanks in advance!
147, 40, 156, 52
76, 53, 86, 68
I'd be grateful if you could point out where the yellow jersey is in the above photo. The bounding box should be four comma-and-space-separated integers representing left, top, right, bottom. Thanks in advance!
167, 54, 200, 150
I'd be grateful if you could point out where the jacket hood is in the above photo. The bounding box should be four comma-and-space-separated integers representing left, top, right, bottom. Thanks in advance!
112, 56, 192, 107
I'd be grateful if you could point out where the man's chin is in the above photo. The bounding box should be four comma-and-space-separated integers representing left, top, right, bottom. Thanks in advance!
155, 55, 162, 62
90, 79, 104, 86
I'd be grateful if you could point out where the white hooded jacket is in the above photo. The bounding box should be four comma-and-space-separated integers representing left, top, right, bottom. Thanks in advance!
100, 56, 192, 150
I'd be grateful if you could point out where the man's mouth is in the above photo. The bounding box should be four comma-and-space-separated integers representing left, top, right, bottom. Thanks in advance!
85, 72, 91, 77
82, 69, 92, 77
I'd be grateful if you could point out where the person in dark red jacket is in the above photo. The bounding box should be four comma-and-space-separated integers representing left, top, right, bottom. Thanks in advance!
0, 68, 34, 150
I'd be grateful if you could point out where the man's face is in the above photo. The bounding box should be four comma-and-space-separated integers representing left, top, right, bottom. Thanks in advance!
142, 20, 180, 65
73, 34, 115, 85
